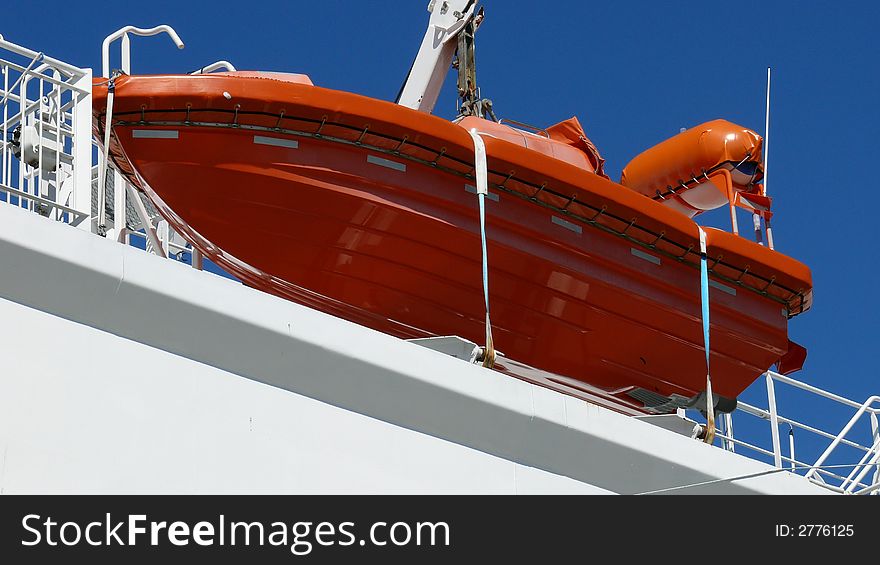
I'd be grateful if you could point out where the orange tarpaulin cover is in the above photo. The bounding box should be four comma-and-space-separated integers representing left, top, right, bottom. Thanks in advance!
546, 117, 608, 179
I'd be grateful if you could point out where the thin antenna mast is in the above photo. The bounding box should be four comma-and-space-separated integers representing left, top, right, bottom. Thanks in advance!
763, 67, 775, 250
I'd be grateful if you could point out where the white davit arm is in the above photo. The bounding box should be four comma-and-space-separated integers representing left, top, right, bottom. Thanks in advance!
397, 0, 479, 113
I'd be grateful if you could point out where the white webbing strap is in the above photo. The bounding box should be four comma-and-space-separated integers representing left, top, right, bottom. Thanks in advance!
97, 76, 116, 236
698, 227, 715, 444
468, 129, 495, 368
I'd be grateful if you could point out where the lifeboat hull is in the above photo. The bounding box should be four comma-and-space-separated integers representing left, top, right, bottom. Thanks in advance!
92, 74, 812, 413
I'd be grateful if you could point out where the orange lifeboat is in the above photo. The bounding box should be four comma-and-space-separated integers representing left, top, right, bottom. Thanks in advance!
91, 72, 812, 415
621, 120, 771, 220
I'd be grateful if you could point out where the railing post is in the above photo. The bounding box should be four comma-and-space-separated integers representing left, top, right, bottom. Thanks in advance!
125, 182, 165, 257
121, 33, 131, 74
2, 59, 7, 191
723, 413, 735, 452
872, 412, 879, 489
112, 169, 125, 238
158, 219, 169, 254
766, 373, 783, 468
192, 248, 204, 270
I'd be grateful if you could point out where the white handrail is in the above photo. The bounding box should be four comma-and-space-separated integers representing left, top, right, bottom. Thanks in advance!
689, 371, 880, 493
101, 25, 184, 78
843, 436, 880, 493
769, 371, 875, 411
0, 35, 86, 77
737, 401, 871, 452
805, 396, 880, 481
191, 60, 237, 74
0, 50, 42, 108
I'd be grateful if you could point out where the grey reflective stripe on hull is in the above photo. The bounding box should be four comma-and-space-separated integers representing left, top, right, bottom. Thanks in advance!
367, 155, 406, 172
631, 248, 661, 265
132, 130, 179, 139
552, 216, 582, 234
254, 135, 298, 149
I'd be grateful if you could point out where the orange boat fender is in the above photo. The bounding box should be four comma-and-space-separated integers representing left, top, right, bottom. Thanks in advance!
620, 119, 766, 218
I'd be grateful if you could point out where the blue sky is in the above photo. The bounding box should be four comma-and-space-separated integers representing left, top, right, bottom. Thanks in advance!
5, 1, 877, 467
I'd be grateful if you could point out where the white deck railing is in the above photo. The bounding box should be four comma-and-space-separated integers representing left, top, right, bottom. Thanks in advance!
2, 29, 224, 270
1, 35, 91, 229
697, 372, 880, 494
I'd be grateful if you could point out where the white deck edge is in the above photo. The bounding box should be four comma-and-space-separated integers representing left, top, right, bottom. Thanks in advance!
0, 205, 830, 494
